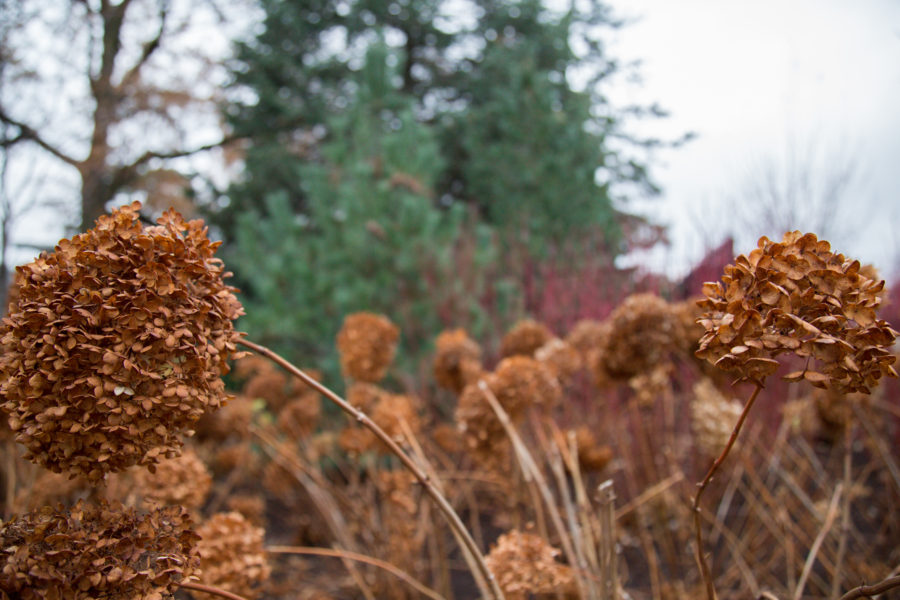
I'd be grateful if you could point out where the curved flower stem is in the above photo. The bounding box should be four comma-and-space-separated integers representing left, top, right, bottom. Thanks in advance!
177, 581, 251, 600
237, 339, 504, 600
692, 382, 763, 600
839, 575, 900, 599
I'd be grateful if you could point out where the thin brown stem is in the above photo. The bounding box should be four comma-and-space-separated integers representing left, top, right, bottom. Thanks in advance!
693, 382, 764, 600
838, 575, 900, 599
237, 339, 504, 600
177, 581, 251, 600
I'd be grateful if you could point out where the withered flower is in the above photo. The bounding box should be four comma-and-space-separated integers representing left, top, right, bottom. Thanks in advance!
535, 338, 582, 387
336, 312, 399, 382
346, 381, 387, 412
0, 499, 199, 600
433, 329, 483, 394
491, 356, 562, 415
571, 426, 613, 472
691, 378, 744, 457
277, 396, 321, 439
371, 393, 421, 445
696, 232, 897, 392
0, 202, 243, 481
500, 319, 554, 358
193, 512, 270, 600
132, 448, 213, 511
484, 530, 574, 600
596, 293, 678, 382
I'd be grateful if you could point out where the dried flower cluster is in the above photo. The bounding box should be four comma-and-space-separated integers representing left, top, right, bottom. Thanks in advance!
594, 293, 678, 382
193, 512, 270, 599
534, 338, 582, 387
432, 329, 483, 394
132, 448, 213, 511
371, 392, 421, 445
336, 312, 399, 382
277, 396, 321, 439
500, 319, 553, 358
484, 530, 574, 600
697, 232, 897, 391
0, 500, 199, 600
571, 426, 613, 472
691, 378, 744, 457
0, 202, 243, 480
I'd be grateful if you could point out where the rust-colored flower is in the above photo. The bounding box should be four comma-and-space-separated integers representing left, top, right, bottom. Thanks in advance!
535, 338, 582, 387
371, 392, 421, 445
0, 202, 243, 481
346, 381, 387, 412
484, 530, 574, 600
595, 293, 678, 382
491, 356, 562, 415
336, 312, 399, 382
194, 512, 270, 600
500, 319, 554, 358
132, 448, 212, 511
455, 375, 511, 470
0, 499, 199, 600
696, 232, 897, 392
433, 328, 483, 394
571, 426, 613, 472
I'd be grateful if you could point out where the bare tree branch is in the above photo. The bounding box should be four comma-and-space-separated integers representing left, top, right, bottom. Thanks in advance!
0, 107, 80, 168
116, 0, 170, 94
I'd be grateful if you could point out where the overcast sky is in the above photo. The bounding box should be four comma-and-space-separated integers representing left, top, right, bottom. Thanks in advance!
605, 0, 900, 278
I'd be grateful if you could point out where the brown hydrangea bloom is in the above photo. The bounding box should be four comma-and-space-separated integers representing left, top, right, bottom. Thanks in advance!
194, 395, 255, 443
336, 312, 400, 382
0, 202, 243, 481
491, 356, 562, 415
346, 381, 387, 412
132, 448, 212, 511
571, 426, 613, 472
193, 512, 270, 600
432, 422, 463, 454
337, 425, 377, 457
433, 328, 483, 394
500, 319, 554, 358
535, 338, 582, 387
374, 471, 422, 579
0, 499, 199, 600
484, 530, 574, 600
225, 494, 267, 528
371, 393, 421, 446
242, 367, 289, 412
455, 375, 511, 470
565, 319, 608, 358
596, 293, 678, 382
11, 471, 89, 513
691, 378, 744, 457
277, 396, 321, 439
628, 362, 674, 408
696, 232, 897, 392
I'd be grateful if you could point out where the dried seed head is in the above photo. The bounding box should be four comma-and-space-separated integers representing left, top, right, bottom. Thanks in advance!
691, 378, 744, 457
455, 375, 511, 471
571, 426, 613, 472
277, 396, 321, 439
0, 202, 244, 481
346, 381, 388, 412
484, 530, 575, 600
596, 293, 678, 382
433, 328, 483, 394
371, 393, 421, 446
534, 338, 582, 387
500, 319, 554, 358
0, 499, 199, 600
696, 232, 897, 392
628, 362, 674, 408
132, 448, 212, 511
193, 512, 270, 600
336, 312, 399, 382
491, 356, 562, 415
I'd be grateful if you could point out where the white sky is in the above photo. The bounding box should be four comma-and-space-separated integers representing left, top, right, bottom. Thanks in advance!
606, 0, 900, 278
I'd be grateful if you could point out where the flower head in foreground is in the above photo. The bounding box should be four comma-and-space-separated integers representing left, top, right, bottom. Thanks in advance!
696, 232, 897, 392
193, 512, 270, 600
0, 500, 199, 600
484, 530, 574, 600
0, 202, 244, 481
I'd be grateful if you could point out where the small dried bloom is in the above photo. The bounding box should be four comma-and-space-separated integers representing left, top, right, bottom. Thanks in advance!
242, 367, 289, 411
337, 425, 377, 457
371, 393, 421, 446
455, 375, 511, 470
225, 494, 267, 528
484, 530, 574, 600
194, 395, 255, 442
597, 294, 678, 382
194, 512, 270, 600
0, 202, 243, 481
565, 319, 608, 358
697, 232, 897, 392
336, 312, 399, 382
0, 499, 199, 600
346, 381, 387, 412
433, 329, 483, 394
277, 396, 321, 439
500, 319, 554, 358
628, 362, 674, 408
691, 378, 744, 457
132, 448, 212, 511
11, 471, 89, 513
534, 338, 582, 387
492, 356, 562, 416
571, 426, 613, 472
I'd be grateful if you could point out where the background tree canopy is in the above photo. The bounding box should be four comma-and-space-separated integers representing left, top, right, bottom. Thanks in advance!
209, 0, 670, 375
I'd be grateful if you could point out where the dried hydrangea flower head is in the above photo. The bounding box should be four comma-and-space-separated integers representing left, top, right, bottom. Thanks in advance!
131, 448, 213, 511
534, 338, 582, 387
0, 202, 243, 481
691, 378, 744, 458
596, 293, 678, 382
433, 328, 483, 394
336, 312, 399, 382
499, 318, 553, 358
0, 499, 199, 600
193, 511, 271, 600
696, 231, 897, 392
484, 529, 575, 600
